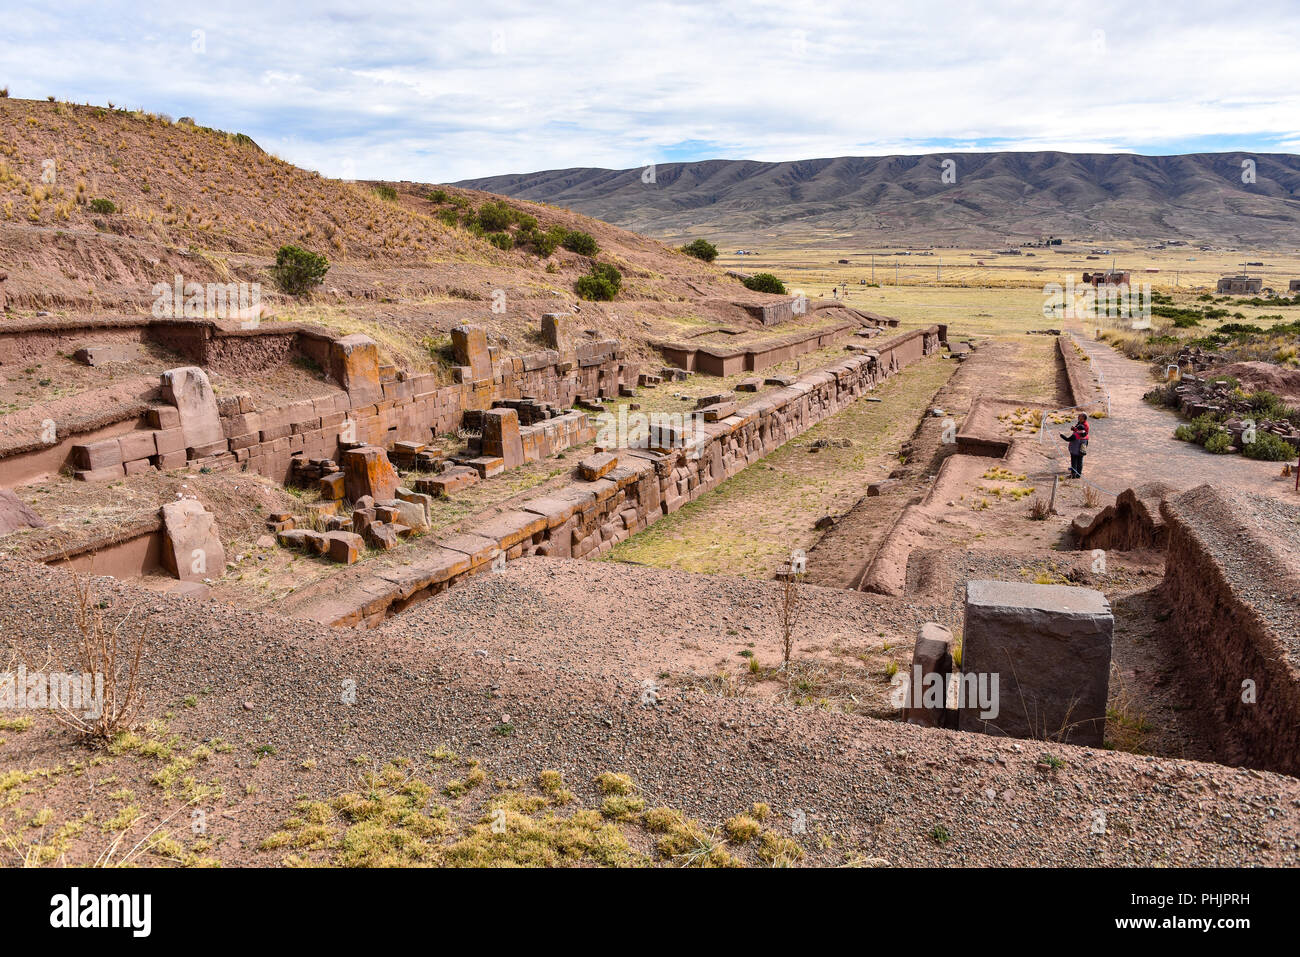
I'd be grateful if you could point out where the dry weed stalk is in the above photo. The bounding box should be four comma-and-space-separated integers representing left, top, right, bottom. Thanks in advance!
50, 574, 148, 743
779, 570, 801, 671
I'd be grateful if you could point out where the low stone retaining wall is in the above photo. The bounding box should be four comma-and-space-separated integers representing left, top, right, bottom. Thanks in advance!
656, 321, 858, 376
287, 326, 942, 626
1058, 335, 1108, 413
0, 317, 629, 487
1158, 484, 1300, 776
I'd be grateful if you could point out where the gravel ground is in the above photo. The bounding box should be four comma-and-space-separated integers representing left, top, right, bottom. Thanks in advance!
1, 554, 1297, 867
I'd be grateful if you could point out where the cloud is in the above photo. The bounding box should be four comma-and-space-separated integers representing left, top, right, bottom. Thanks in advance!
1, 0, 1297, 182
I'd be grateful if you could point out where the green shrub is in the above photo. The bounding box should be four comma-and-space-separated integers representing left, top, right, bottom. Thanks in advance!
1173, 424, 1195, 442
514, 213, 538, 232
486, 231, 514, 250
680, 238, 718, 262
531, 226, 567, 257
428, 189, 449, 203
436, 208, 459, 227
89, 198, 117, 214
575, 263, 622, 301
372, 184, 398, 202
1246, 390, 1293, 420
270, 244, 329, 296
1242, 430, 1296, 461
742, 273, 786, 294
1204, 431, 1233, 454
562, 230, 599, 256
474, 200, 514, 232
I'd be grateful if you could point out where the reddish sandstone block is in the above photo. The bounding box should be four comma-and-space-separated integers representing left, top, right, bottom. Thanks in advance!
74, 439, 123, 471
156, 450, 188, 470
319, 473, 346, 500
325, 531, 364, 564
123, 458, 154, 475
467, 456, 504, 479
579, 452, 619, 480
415, 467, 479, 498
343, 446, 400, 503
451, 325, 492, 381
153, 428, 187, 455
330, 334, 382, 406
146, 406, 182, 430
482, 408, 524, 468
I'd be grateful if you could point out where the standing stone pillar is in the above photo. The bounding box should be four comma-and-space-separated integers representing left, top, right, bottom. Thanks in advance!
451, 324, 493, 382
481, 408, 524, 468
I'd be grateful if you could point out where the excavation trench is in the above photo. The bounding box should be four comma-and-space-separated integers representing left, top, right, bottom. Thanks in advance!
276, 326, 945, 627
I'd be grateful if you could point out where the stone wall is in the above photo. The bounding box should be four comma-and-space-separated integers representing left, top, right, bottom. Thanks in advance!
1158, 485, 1300, 776
1057, 335, 1108, 413
286, 326, 942, 626
4, 318, 630, 487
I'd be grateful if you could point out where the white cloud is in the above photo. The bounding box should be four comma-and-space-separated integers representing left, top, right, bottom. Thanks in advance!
0, 0, 1296, 182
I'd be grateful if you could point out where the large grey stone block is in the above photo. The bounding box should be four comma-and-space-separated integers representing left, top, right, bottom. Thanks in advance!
958, 580, 1113, 747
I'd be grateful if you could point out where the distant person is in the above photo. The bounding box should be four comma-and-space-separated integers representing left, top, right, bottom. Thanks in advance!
1060, 413, 1089, 478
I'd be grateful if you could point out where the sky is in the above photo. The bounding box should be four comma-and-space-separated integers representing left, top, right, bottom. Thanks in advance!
2, 0, 1298, 183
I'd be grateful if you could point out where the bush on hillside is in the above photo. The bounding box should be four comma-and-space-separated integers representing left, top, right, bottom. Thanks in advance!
575, 262, 622, 301
742, 272, 786, 294
89, 198, 116, 214
271, 244, 329, 296
372, 184, 398, 202
681, 238, 718, 262
562, 230, 599, 256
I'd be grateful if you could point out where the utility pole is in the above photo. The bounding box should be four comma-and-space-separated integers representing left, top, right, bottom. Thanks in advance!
871, 254, 875, 283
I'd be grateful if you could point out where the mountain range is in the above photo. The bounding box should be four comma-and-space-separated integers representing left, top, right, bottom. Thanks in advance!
455, 152, 1300, 246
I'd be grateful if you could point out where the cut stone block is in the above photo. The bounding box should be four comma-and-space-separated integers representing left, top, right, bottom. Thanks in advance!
160, 366, 224, 450
74, 438, 123, 471
325, 531, 364, 564
73, 342, 138, 366
958, 580, 1113, 747
146, 406, 182, 430
364, 522, 401, 551
466, 456, 504, 479
579, 452, 619, 480
159, 499, 226, 583
481, 408, 524, 468
867, 479, 898, 496
541, 313, 572, 352
903, 623, 954, 728
319, 472, 346, 500
118, 430, 159, 463
343, 446, 400, 503
415, 466, 479, 497
329, 334, 381, 406
451, 324, 492, 381
698, 401, 738, 422
735, 378, 763, 392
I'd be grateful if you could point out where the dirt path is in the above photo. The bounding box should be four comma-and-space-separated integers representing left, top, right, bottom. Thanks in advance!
1060, 328, 1296, 501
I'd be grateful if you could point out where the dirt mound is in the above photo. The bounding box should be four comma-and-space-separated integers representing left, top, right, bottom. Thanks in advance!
1217, 361, 1300, 403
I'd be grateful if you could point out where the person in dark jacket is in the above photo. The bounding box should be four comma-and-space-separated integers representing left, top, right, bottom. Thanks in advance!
1060, 413, 1089, 478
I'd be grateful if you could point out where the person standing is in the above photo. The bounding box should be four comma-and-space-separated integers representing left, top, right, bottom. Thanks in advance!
1060, 413, 1089, 478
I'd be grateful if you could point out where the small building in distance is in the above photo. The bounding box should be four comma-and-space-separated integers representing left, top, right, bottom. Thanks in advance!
1083, 270, 1130, 286
1216, 275, 1263, 294
1289, 279, 1300, 294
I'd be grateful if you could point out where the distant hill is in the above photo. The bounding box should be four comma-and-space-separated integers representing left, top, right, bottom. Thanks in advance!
455, 152, 1300, 246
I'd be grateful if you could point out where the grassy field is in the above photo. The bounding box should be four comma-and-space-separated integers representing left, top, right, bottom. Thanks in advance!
719, 241, 1300, 337
604, 354, 956, 577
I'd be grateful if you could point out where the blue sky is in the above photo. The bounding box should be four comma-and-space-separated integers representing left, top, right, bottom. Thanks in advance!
3, 1, 1298, 182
